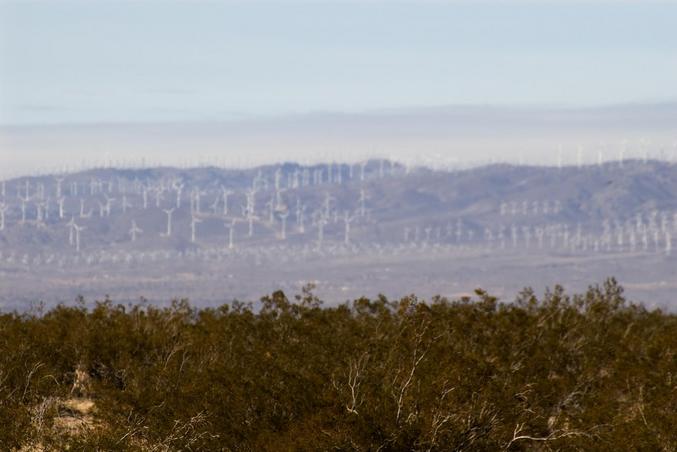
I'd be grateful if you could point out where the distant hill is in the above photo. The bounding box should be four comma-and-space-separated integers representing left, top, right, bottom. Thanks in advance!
1, 160, 676, 309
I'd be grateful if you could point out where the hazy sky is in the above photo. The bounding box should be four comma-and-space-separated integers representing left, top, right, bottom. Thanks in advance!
1, 0, 677, 125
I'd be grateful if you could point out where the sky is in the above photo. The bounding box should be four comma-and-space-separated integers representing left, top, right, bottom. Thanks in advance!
1, 0, 677, 125
0, 1, 676, 177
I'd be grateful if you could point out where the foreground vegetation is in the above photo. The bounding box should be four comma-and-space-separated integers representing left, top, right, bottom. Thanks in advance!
0, 279, 675, 451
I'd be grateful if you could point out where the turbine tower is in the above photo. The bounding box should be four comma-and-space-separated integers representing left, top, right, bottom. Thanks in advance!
343, 211, 355, 245
174, 182, 185, 209
121, 195, 132, 213
73, 223, 85, 253
279, 211, 289, 240
226, 219, 237, 249
316, 215, 327, 249
66, 216, 76, 245
163, 208, 175, 237
19, 195, 29, 224
0, 202, 7, 230
57, 197, 66, 219
358, 188, 367, 217
54, 177, 64, 199
221, 187, 233, 216
129, 220, 143, 242
190, 215, 202, 243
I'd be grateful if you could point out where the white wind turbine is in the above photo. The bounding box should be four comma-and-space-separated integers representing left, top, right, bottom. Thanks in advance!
226, 219, 237, 249
210, 196, 220, 215
174, 182, 185, 209
358, 188, 367, 217
35, 200, 46, 223
557, 144, 563, 169
323, 192, 334, 219
54, 177, 65, 199
190, 215, 202, 243
121, 195, 132, 213
97, 200, 106, 218
666, 231, 672, 256
73, 222, 85, 253
142, 186, 149, 209
343, 211, 355, 245
336, 164, 343, 185
279, 210, 289, 240
316, 215, 327, 249
66, 216, 76, 245
129, 220, 143, 242
154, 188, 163, 208
265, 195, 275, 224
221, 187, 233, 216
19, 195, 29, 224
274, 167, 283, 191
0, 202, 7, 230
163, 208, 175, 237
80, 198, 92, 218
296, 202, 306, 233
57, 197, 66, 219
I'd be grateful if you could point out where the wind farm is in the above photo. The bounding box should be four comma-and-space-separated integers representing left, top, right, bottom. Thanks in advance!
1, 151, 676, 310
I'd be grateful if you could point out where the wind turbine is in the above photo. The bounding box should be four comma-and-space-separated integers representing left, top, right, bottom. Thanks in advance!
57, 197, 65, 219
121, 195, 132, 213
279, 210, 289, 240
666, 231, 672, 256
80, 198, 92, 218
343, 210, 355, 245
266, 195, 275, 224
210, 196, 220, 215
154, 188, 163, 208
163, 208, 175, 237
0, 202, 7, 230
142, 186, 149, 209
35, 200, 46, 223
129, 220, 143, 242
66, 216, 76, 245
358, 188, 367, 217
323, 192, 334, 219
316, 215, 327, 249
73, 223, 85, 252
190, 215, 202, 243
54, 177, 64, 198
19, 195, 29, 224
274, 167, 283, 191
174, 182, 185, 209
296, 201, 306, 233
226, 219, 237, 249
619, 140, 627, 168
221, 187, 233, 216
557, 144, 563, 169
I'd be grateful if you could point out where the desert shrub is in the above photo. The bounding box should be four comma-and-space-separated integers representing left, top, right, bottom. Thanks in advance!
0, 278, 675, 450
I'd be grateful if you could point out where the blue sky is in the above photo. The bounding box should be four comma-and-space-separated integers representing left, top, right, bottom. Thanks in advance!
1, 1, 677, 125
